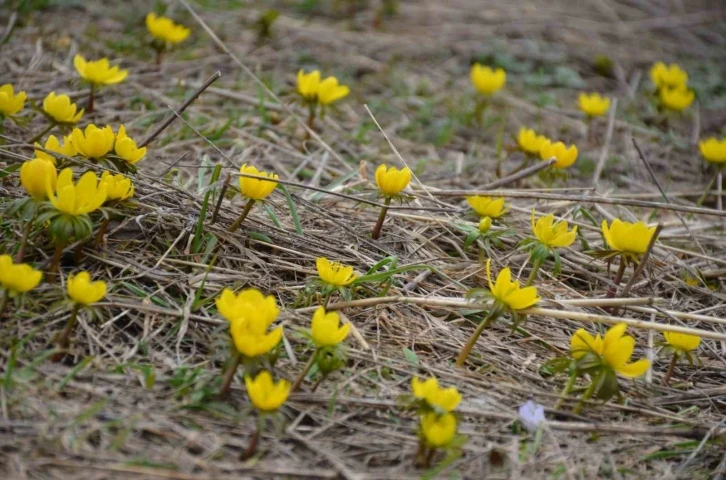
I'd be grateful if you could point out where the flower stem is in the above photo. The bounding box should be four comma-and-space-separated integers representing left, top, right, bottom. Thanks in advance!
663, 353, 678, 386
94, 217, 110, 249
573, 371, 602, 414
455, 309, 500, 367
310, 373, 327, 393
218, 353, 241, 399
414, 439, 427, 467
47, 242, 65, 282
371, 196, 392, 240
87, 84, 95, 113
717, 171, 723, 212
291, 348, 319, 392
0, 289, 8, 318
304, 104, 316, 140
15, 205, 38, 263
554, 370, 577, 410
322, 289, 333, 309
228, 199, 255, 233
210, 174, 231, 225
240, 419, 261, 460
424, 446, 435, 468
155, 47, 164, 70
53, 303, 81, 362
26, 121, 57, 145
605, 258, 628, 299
525, 258, 543, 287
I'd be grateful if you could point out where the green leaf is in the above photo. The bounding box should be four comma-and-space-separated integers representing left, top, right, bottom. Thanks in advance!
402, 347, 419, 366
278, 184, 303, 234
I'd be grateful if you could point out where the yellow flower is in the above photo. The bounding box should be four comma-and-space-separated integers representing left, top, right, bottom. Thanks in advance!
659, 86, 694, 112
20, 158, 58, 201
663, 332, 700, 353
316, 257, 357, 287
421, 412, 456, 448
486, 259, 539, 311
375, 164, 411, 197
570, 323, 650, 378
317, 76, 350, 105
67, 271, 107, 305
698, 137, 726, 164
34, 134, 77, 164
411, 377, 461, 413
517, 128, 547, 156
100, 171, 134, 201
215, 288, 279, 325
145, 13, 190, 44
114, 125, 147, 164
531, 211, 577, 248
470, 64, 506, 95
47, 168, 107, 216
578, 92, 610, 118
245, 371, 290, 412
239, 164, 279, 200
650, 62, 688, 90
74, 55, 128, 86
0, 84, 27, 117
478, 216, 492, 234
71, 124, 115, 159
42, 92, 83, 124
230, 318, 283, 358
297, 69, 321, 101
466, 196, 507, 219
601, 219, 656, 255
0, 255, 42, 294
311, 307, 350, 347
539, 140, 578, 169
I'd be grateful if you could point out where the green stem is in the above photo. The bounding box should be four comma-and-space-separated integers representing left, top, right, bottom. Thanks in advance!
291, 348, 319, 392
525, 258, 543, 287
663, 353, 678, 386
15, 205, 38, 263
87, 84, 95, 113
605, 258, 628, 299
0, 289, 8, 318
322, 289, 333, 309
573, 371, 602, 414
228, 198, 255, 233
219, 353, 241, 398
554, 370, 577, 410
26, 121, 57, 145
371, 196, 392, 240
474, 97, 488, 126
455, 309, 500, 367
53, 303, 81, 362
304, 104, 316, 140
210, 174, 231, 225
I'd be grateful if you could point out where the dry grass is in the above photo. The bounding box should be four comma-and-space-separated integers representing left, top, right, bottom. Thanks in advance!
1, 0, 726, 478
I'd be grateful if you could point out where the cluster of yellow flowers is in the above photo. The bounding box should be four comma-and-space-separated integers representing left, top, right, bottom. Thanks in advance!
650, 62, 694, 112
517, 127, 578, 169
410, 377, 462, 464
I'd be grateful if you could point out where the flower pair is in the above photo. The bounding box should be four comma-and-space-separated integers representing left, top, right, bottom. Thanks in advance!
517, 128, 578, 169
649, 62, 694, 112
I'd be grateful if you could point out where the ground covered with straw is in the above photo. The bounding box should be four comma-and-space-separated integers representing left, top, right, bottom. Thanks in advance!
1, 1, 726, 479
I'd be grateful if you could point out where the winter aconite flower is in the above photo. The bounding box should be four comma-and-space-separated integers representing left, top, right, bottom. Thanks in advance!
411, 377, 461, 413
601, 219, 656, 257
478, 216, 492, 234
47, 168, 107, 217
517, 128, 547, 157
316, 257, 357, 287
571, 323, 650, 378
34, 134, 77, 164
578, 92, 610, 118
539, 140, 578, 169
74, 55, 128, 86
239, 164, 279, 200
68, 271, 107, 306
466, 196, 507, 219
0, 84, 27, 118
531, 211, 577, 249
114, 125, 147, 165
420, 412, 456, 448
71, 124, 115, 160
317, 76, 350, 105
216, 288, 279, 325
650, 62, 688, 90
486, 259, 540, 312
297, 69, 321, 102
146, 13, 191, 45
245, 371, 290, 413
659, 86, 694, 112
311, 307, 350, 347
100, 171, 134, 201
470, 64, 506, 95
375, 164, 411, 197
296, 69, 349, 131
20, 158, 58, 201
698, 137, 726, 165
0, 255, 42, 295
42, 92, 84, 124
663, 332, 700, 354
